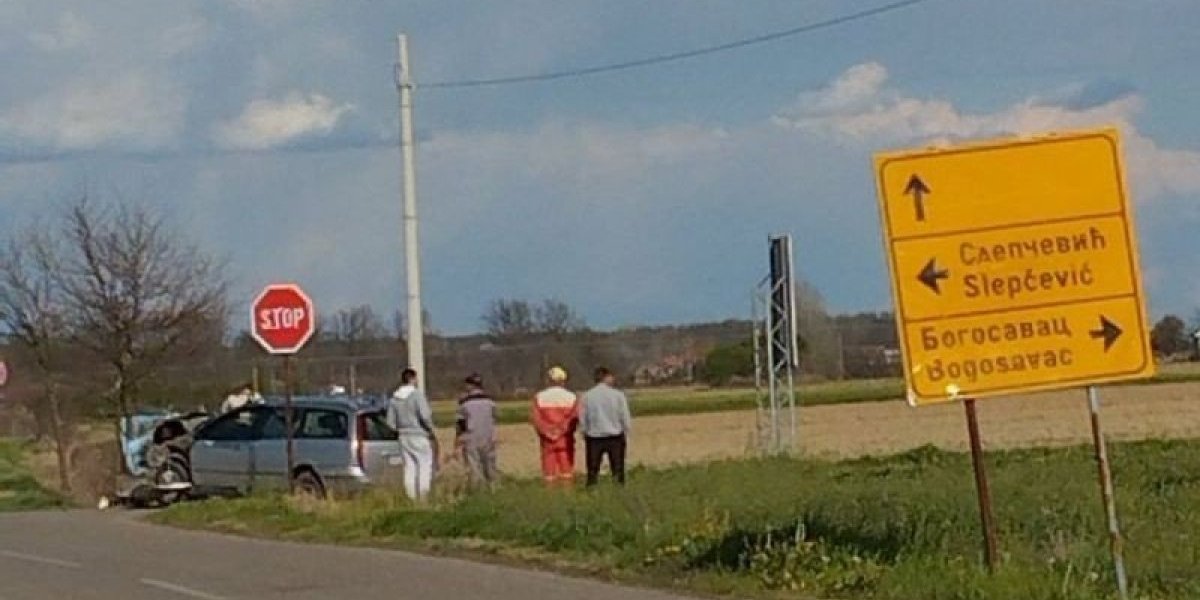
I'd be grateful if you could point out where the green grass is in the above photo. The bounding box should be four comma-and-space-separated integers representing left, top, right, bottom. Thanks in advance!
156, 439, 1200, 599
0, 439, 66, 512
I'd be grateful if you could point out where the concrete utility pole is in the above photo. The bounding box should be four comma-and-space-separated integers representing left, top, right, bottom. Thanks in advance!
395, 33, 426, 388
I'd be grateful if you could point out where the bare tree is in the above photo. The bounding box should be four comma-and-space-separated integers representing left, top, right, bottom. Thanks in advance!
58, 199, 228, 421
331, 305, 386, 355
795, 280, 841, 379
534, 298, 587, 336
392, 308, 435, 341
0, 225, 72, 492
482, 299, 535, 341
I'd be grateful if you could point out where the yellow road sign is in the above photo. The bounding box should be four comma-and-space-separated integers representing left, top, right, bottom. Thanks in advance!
875, 128, 1154, 405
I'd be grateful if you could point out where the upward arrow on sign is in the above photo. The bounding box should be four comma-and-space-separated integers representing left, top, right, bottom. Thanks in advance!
904, 174, 932, 222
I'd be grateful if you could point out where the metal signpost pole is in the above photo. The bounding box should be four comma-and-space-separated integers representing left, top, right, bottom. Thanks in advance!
284, 355, 296, 494
963, 398, 1000, 571
1087, 385, 1130, 600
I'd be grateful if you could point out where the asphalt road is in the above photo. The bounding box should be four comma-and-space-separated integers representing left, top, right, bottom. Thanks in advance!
0, 511, 692, 600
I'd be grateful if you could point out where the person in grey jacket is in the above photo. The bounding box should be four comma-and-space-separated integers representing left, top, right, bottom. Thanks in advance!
386, 368, 438, 501
455, 373, 500, 491
580, 367, 631, 486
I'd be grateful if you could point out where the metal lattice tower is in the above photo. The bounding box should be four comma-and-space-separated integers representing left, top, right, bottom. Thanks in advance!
753, 235, 798, 454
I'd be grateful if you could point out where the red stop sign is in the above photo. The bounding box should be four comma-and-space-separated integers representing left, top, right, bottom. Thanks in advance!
250, 283, 316, 354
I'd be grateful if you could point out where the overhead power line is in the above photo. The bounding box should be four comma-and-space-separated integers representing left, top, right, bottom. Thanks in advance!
422, 0, 932, 90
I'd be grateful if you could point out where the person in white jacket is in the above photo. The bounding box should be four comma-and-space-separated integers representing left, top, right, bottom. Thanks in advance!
386, 368, 438, 501
219, 382, 261, 414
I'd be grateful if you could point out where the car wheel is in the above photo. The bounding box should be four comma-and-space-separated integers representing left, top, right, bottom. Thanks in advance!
156, 455, 192, 506
293, 470, 326, 499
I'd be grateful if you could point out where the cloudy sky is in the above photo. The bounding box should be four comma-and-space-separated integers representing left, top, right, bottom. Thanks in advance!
2, 1, 1199, 333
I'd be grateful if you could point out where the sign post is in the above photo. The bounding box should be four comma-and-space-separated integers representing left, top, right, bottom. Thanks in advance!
250, 283, 316, 494
963, 398, 999, 572
874, 128, 1153, 585
1087, 385, 1129, 600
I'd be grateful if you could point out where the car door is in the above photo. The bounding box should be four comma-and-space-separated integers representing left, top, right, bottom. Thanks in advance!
357, 410, 404, 486
294, 407, 352, 480
190, 409, 256, 493
247, 406, 289, 492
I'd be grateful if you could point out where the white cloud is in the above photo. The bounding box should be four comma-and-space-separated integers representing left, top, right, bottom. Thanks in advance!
0, 72, 185, 151
213, 92, 353, 151
790, 62, 889, 119
774, 62, 1200, 201
28, 11, 92, 52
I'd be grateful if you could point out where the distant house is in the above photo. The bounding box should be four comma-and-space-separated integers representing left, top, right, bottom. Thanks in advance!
634, 353, 698, 385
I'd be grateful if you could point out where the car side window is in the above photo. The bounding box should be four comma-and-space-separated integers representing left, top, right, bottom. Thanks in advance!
254, 407, 288, 440
296, 409, 348, 440
196, 409, 256, 442
362, 411, 398, 441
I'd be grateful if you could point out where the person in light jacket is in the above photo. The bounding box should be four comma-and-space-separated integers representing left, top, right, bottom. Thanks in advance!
386, 368, 438, 501
580, 367, 631, 486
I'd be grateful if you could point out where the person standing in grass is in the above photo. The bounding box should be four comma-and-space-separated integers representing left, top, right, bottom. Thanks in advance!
386, 368, 438, 502
580, 367, 631, 486
531, 366, 580, 487
455, 373, 500, 491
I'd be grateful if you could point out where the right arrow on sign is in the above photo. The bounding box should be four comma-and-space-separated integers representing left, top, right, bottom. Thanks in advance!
918, 258, 950, 294
1090, 316, 1123, 352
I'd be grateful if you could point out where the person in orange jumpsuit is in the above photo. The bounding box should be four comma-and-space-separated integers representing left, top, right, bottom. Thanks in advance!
531, 366, 580, 486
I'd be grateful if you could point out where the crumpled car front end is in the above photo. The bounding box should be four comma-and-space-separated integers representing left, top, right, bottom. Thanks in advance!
114, 411, 208, 507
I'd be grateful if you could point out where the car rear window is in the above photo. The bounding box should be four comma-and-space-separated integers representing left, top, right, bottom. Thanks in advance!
361, 411, 398, 441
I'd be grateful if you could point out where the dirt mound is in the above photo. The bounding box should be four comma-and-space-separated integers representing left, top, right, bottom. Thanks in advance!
26, 432, 120, 506
68, 440, 120, 503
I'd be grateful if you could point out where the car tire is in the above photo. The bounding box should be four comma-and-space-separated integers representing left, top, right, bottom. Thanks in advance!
293, 470, 326, 499
156, 454, 192, 506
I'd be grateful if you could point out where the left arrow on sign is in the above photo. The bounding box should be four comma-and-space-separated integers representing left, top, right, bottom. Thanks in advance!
918, 258, 949, 294
1089, 316, 1123, 352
